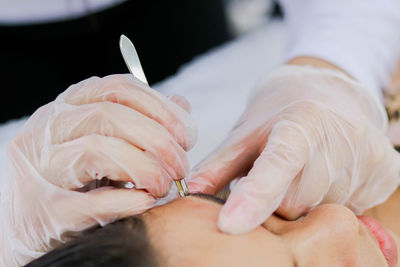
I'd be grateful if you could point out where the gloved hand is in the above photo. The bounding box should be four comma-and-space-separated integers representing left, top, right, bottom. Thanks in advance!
189, 65, 400, 234
0, 74, 197, 266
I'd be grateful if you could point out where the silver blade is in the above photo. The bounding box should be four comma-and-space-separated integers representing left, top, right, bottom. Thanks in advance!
119, 34, 148, 85
119, 35, 189, 197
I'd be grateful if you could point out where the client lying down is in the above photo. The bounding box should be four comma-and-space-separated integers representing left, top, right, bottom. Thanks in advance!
27, 189, 400, 266
3, 59, 400, 266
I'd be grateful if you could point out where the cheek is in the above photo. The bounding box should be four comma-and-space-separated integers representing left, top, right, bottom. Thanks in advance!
290, 238, 360, 267
283, 218, 361, 265
356, 224, 392, 266
285, 222, 388, 266
214, 233, 294, 267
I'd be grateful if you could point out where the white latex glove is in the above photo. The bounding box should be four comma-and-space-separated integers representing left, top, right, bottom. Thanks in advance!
0, 74, 197, 266
189, 65, 400, 234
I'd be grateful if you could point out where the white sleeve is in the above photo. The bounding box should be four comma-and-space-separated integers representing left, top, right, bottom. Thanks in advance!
279, 0, 400, 100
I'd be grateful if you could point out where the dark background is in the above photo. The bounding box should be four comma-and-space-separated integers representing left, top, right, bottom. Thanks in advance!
0, 0, 231, 123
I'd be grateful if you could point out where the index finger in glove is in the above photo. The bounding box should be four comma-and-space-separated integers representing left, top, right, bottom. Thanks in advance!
50, 102, 189, 181
57, 74, 197, 151
218, 120, 309, 234
188, 133, 261, 195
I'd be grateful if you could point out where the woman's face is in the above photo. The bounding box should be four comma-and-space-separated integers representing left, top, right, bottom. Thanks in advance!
142, 194, 399, 267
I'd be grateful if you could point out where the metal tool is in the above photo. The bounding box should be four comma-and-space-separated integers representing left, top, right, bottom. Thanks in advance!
119, 34, 190, 197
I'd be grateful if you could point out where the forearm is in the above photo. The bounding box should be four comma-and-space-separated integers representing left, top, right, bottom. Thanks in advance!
287, 56, 349, 76
280, 0, 400, 99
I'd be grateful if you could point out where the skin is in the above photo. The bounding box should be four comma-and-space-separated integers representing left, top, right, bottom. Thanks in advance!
288, 56, 350, 75
142, 195, 394, 267
138, 57, 400, 266
384, 58, 400, 145
365, 187, 400, 243
388, 59, 400, 88
357, 56, 400, 237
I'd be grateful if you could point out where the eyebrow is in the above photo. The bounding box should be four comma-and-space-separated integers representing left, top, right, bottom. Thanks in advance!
187, 193, 227, 205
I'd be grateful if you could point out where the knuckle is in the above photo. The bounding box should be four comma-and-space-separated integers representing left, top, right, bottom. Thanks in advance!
92, 102, 114, 118
84, 76, 101, 84
61, 76, 101, 101
103, 74, 141, 92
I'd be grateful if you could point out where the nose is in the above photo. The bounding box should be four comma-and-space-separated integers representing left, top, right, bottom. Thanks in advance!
264, 204, 361, 265
294, 204, 360, 235
264, 204, 359, 236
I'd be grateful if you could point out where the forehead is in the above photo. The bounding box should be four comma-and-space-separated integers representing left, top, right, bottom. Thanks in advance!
146, 195, 222, 228
142, 196, 294, 267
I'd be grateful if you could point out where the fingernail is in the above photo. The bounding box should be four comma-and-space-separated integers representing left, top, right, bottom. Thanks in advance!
187, 177, 216, 194
186, 174, 205, 192
187, 181, 204, 193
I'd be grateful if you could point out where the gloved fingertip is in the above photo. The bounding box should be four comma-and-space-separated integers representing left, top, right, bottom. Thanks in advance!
218, 191, 276, 234
187, 176, 217, 194
183, 125, 198, 151
218, 204, 254, 235
155, 184, 180, 206
89, 188, 156, 210
187, 181, 207, 193
276, 203, 310, 220
174, 121, 198, 151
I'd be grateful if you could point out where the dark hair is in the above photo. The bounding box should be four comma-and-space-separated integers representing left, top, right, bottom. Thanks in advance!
25, 216, 159, 267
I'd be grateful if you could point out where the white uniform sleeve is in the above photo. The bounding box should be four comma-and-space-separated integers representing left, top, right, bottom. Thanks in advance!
279, 0, 400, 100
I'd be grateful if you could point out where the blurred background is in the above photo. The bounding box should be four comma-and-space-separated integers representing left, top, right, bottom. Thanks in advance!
0, 0, 281, 123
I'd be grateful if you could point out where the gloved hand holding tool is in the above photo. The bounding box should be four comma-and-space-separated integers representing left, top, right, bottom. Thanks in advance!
0, 39, 197, 265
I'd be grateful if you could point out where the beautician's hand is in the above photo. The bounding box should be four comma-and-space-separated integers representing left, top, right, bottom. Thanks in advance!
0, 74, 197, 266
189, 64, 400, 234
